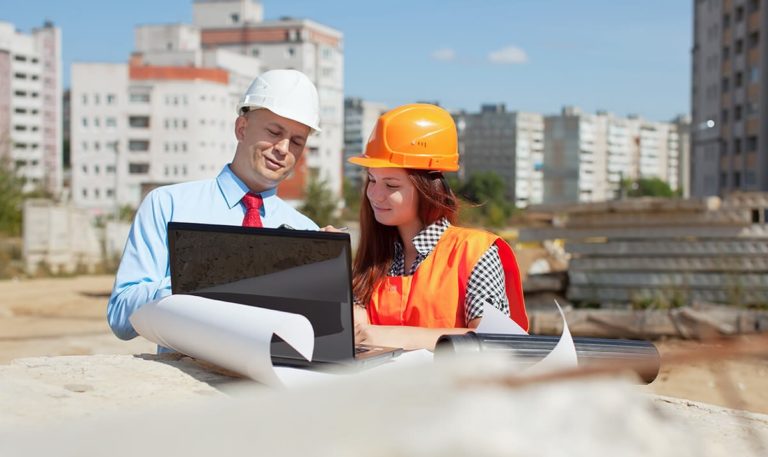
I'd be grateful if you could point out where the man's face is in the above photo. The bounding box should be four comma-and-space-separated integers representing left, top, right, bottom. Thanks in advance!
232, 108, 311, 192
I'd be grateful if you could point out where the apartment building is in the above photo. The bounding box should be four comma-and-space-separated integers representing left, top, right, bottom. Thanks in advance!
691, 0, 766, 196
0, 20, 62, 195
543, 107, 689, 204
71, 24, 260, 214
456, 104, 544, 208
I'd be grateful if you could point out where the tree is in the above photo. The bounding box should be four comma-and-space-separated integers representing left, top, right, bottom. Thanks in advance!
453, 172, 517, 228
341, 177, 362, 220
300, 176, 340, 227
622, 177, 678, 198
0, 157, 24, 236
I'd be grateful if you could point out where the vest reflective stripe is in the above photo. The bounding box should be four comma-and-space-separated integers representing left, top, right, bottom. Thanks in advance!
367, 226, 529, 331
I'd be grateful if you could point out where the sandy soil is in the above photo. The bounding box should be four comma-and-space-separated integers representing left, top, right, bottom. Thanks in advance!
0, 275, 766, 414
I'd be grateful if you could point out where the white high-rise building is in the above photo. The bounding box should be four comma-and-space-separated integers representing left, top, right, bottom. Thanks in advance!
71, 24, 259, 214
0, 21, 62, 195
343, 97, 387, 188
193, 0, 344, 198
543, 106, 690, 204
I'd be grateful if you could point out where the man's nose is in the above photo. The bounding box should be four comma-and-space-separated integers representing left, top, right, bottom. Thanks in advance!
274, 138, 290, 155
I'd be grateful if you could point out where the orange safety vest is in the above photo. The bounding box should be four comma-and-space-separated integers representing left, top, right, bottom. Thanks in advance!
367, 226, 528, 331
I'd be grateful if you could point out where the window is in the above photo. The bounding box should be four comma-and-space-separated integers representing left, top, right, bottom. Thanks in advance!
734, 171, 741, 187
735, 104, 743, 120
750, 66, 760, 83
287, 47, 295, 57
251, 48, 260, 57
736, 5, 745, 21
128, 163, 149, 174
750, 31, 760, 48
14, 72, 27, 80
128, 140, 150, 151
747, 136, 758, 151
129, 93, 150, 103
735, 39, 744, 54
735, 71, 743, 87
94, 94, 100, 105
747, 101, 759, 117
129, 116, 150, 128
734, 138, 743, 154
231, 13, 239, 23
107, 94, 116, 104
106, 117, 117, 128
14, 55, 27, 62
106, 189, 115, 198
749, 0, 760, 13
723, 13, 732, 27
723, 45, 730, 60
82, 117, 90, 127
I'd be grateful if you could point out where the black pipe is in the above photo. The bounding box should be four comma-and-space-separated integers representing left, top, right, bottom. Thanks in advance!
435, 333, 660, 384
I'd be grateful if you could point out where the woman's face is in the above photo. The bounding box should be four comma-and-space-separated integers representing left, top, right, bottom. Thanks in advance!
365, 168, 419, 227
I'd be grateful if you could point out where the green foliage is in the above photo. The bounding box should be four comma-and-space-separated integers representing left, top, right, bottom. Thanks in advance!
300, 176, 340, 227
621, 177, 678, 198
452, 172, 516, 228
341, 177, 362, 220
0, 158, 24, 236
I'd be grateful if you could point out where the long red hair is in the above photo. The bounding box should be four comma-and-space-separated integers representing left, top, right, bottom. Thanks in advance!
352, 169, 458, 306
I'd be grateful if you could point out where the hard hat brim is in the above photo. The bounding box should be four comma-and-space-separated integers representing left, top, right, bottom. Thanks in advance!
347, 155, 458, 172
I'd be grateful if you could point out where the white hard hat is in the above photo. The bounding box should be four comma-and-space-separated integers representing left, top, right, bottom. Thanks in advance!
237, 69, 321, 132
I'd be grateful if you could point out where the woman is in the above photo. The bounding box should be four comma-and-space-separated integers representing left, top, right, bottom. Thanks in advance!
347, 103, 528, 351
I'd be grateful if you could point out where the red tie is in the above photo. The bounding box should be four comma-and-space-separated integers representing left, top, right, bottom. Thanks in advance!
241, 192, 263, 227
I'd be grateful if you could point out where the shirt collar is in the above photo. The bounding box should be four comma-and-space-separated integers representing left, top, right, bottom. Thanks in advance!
394, 217, 451, 256
216, 164, 278, 211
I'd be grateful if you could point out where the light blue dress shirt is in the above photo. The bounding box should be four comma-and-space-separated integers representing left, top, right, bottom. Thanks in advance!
107, 164, 318, 340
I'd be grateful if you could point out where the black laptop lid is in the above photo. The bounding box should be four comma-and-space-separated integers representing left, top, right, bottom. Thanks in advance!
167, 222, 355, 363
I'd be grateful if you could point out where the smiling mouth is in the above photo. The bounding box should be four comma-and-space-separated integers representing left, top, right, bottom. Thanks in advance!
264, 157, 283, 170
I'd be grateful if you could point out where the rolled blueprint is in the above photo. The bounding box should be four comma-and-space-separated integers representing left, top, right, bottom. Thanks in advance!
130, 295, 314, 386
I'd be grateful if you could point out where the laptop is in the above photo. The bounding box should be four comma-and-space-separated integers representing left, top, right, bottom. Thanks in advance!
167, 221, 402, 367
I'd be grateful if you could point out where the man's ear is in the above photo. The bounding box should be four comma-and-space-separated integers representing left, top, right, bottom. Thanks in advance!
234, 115, 247, 141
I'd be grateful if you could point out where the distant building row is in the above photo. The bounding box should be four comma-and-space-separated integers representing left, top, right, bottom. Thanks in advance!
343, 102, 690, 208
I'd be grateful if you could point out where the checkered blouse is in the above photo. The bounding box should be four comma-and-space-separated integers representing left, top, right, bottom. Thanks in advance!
389, 218, 510, 324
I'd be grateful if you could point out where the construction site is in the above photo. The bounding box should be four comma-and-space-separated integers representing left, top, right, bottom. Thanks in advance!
0, 193, 766, 456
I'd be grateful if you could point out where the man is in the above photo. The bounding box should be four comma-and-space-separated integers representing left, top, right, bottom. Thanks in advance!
108, 69, 320, 341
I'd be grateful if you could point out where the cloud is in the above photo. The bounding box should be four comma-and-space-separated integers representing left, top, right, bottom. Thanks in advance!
431, 48, 456, 62
488, 45, 528, 64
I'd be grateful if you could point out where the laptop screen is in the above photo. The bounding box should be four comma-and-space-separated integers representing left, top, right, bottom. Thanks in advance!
168, 222, 355, 363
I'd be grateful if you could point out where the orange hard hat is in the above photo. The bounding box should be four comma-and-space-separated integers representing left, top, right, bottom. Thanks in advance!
348, 103, 459, 172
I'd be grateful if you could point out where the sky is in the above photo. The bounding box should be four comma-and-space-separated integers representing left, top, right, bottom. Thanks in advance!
3, 0, 693, 121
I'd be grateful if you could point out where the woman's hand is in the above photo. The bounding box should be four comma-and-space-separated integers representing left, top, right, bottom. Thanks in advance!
320, 225, 349, 233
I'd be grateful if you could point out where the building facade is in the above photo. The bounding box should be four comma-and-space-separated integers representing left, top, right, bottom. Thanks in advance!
457, 104, 544, 208
71, 23, 261, 214
692, 0, 766, 196
0, 20, 62, 195
343, 97, 387, 188
543, 107, 689, 204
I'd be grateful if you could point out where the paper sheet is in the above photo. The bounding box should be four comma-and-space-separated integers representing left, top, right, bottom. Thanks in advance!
130, 295, 314, 387
476, 300, 578, 374
525, 300, 578, 374
475, 302, 528, 335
